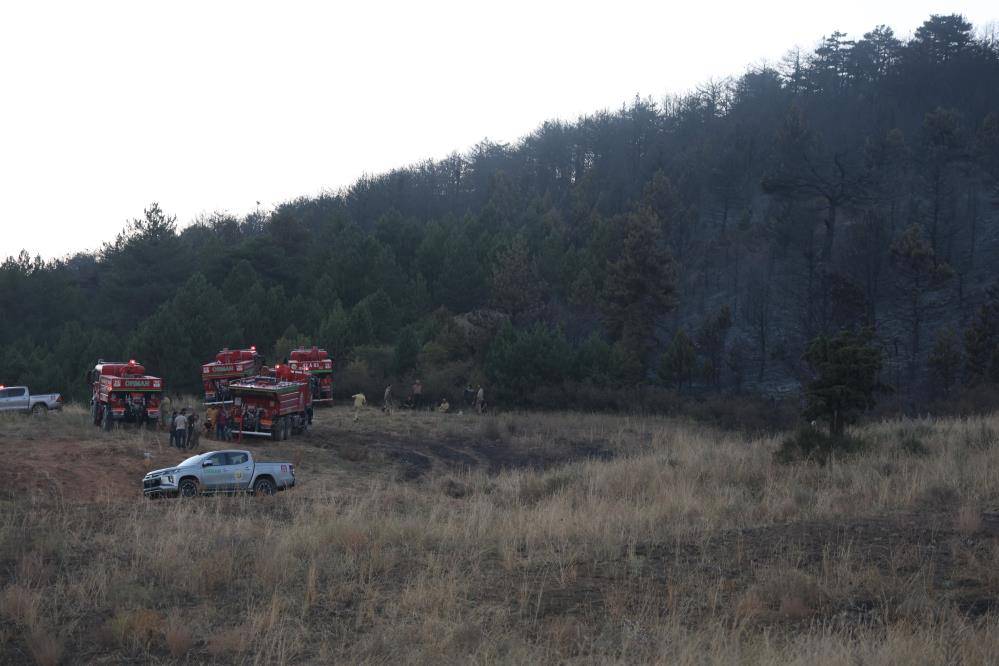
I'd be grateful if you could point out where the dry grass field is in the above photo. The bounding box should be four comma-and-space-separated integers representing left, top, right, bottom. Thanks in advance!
3, 403, 999, 663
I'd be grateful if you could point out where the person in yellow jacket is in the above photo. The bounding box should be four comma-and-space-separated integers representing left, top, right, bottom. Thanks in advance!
437, 398, 450, 413
351, 393, 366, 421
206, 405, 219, 438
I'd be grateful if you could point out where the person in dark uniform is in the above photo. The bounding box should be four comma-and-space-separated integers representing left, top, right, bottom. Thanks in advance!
169, 411, 178, 447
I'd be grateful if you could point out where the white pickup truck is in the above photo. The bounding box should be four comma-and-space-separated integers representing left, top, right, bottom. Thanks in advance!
0, 386, 63, 414
142, 449, 296, 498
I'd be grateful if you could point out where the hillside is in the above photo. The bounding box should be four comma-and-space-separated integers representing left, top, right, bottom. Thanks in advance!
2, 14, 998, 411
3, 407, 999, 662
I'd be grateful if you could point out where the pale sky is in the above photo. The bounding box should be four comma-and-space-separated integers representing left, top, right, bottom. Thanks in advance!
0, 1, 995, 260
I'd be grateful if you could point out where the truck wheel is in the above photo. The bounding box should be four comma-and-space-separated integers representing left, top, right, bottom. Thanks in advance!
92, 402, 100, 426
253, 477, 276, 496
31, 404, 48, 416
178, 478, 199, 498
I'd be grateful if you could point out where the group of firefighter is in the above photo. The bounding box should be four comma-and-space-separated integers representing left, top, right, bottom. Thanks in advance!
161, 375, 488, 445
166, 407, 200, 449
163, 401, 241, 449
351, 380, 486, 420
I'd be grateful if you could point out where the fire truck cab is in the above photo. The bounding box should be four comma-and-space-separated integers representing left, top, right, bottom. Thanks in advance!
89, 359, 164, 430
287, 346, 333, 404
201, 347, 263, 405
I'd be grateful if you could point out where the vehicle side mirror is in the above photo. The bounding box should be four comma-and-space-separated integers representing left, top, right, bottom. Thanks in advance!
202, 461, 214, 467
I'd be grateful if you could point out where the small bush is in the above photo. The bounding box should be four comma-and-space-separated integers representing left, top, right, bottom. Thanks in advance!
442, 478, 472, 499
963, 423, 998, 450
207, 627, 243, 658
898, 435, 929, 456
26, 627, 63, 666
917, 482, 959, 508
108, 608, 164, 650
0, 584, 40, 628
164, 619, 194, 658
956, 505, 983, 535
775, 427, 865, 465
735, 569, 825, 624
481, 418, 503, 441
518, 469, 578, 504
340, 444, 369, 462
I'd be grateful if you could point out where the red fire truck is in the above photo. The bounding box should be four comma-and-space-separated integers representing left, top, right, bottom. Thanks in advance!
287, 347, 333, 404
88, 359, 164, 430
228, 366, 312, 441
201, 347, 263, 405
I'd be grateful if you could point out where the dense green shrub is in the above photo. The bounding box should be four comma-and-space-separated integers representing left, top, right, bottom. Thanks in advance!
775, 427, 866, 465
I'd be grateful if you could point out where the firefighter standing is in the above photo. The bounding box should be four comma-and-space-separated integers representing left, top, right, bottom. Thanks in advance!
187, 411, 199, 449
383, 385, 393, 413
475, 386, 485, 414
169, 411, 179, 447
174, 410, 188, 449
206, 405, 218, 438
216, 407, 228, 441
160, 396, 173, 430
411, 379, 423, 410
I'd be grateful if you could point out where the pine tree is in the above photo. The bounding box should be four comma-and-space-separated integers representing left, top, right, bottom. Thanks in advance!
890, 224, 954, 390
393, 328, 420, 376
803, 329, 888, 436
928, 328, 962, 397
658, 330, 696, 390
697, 305, 733, 388
490, 236, 545, 316
964, 284, 999, 386
601, 208, 677, 361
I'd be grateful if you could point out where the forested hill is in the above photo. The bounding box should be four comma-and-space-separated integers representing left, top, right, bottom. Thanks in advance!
3, 14, 999, 412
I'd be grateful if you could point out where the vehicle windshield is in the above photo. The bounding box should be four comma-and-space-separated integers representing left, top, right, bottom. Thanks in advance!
179, 453, 207, 466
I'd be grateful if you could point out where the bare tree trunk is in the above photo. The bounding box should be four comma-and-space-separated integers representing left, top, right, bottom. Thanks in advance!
822, 201, 837, 263
830, 409, 844, 437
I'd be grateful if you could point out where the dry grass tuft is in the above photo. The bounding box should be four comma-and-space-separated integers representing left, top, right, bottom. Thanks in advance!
206, 626, 244, 658
108, 608, 164, 650
164, 618, 195, 658
442, 477, 472, 498
26, 626, 63, 666
481, 417, 505, 441
956, 504, 982, 534
340, 443, 369, 462
0, 584, 41, 629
